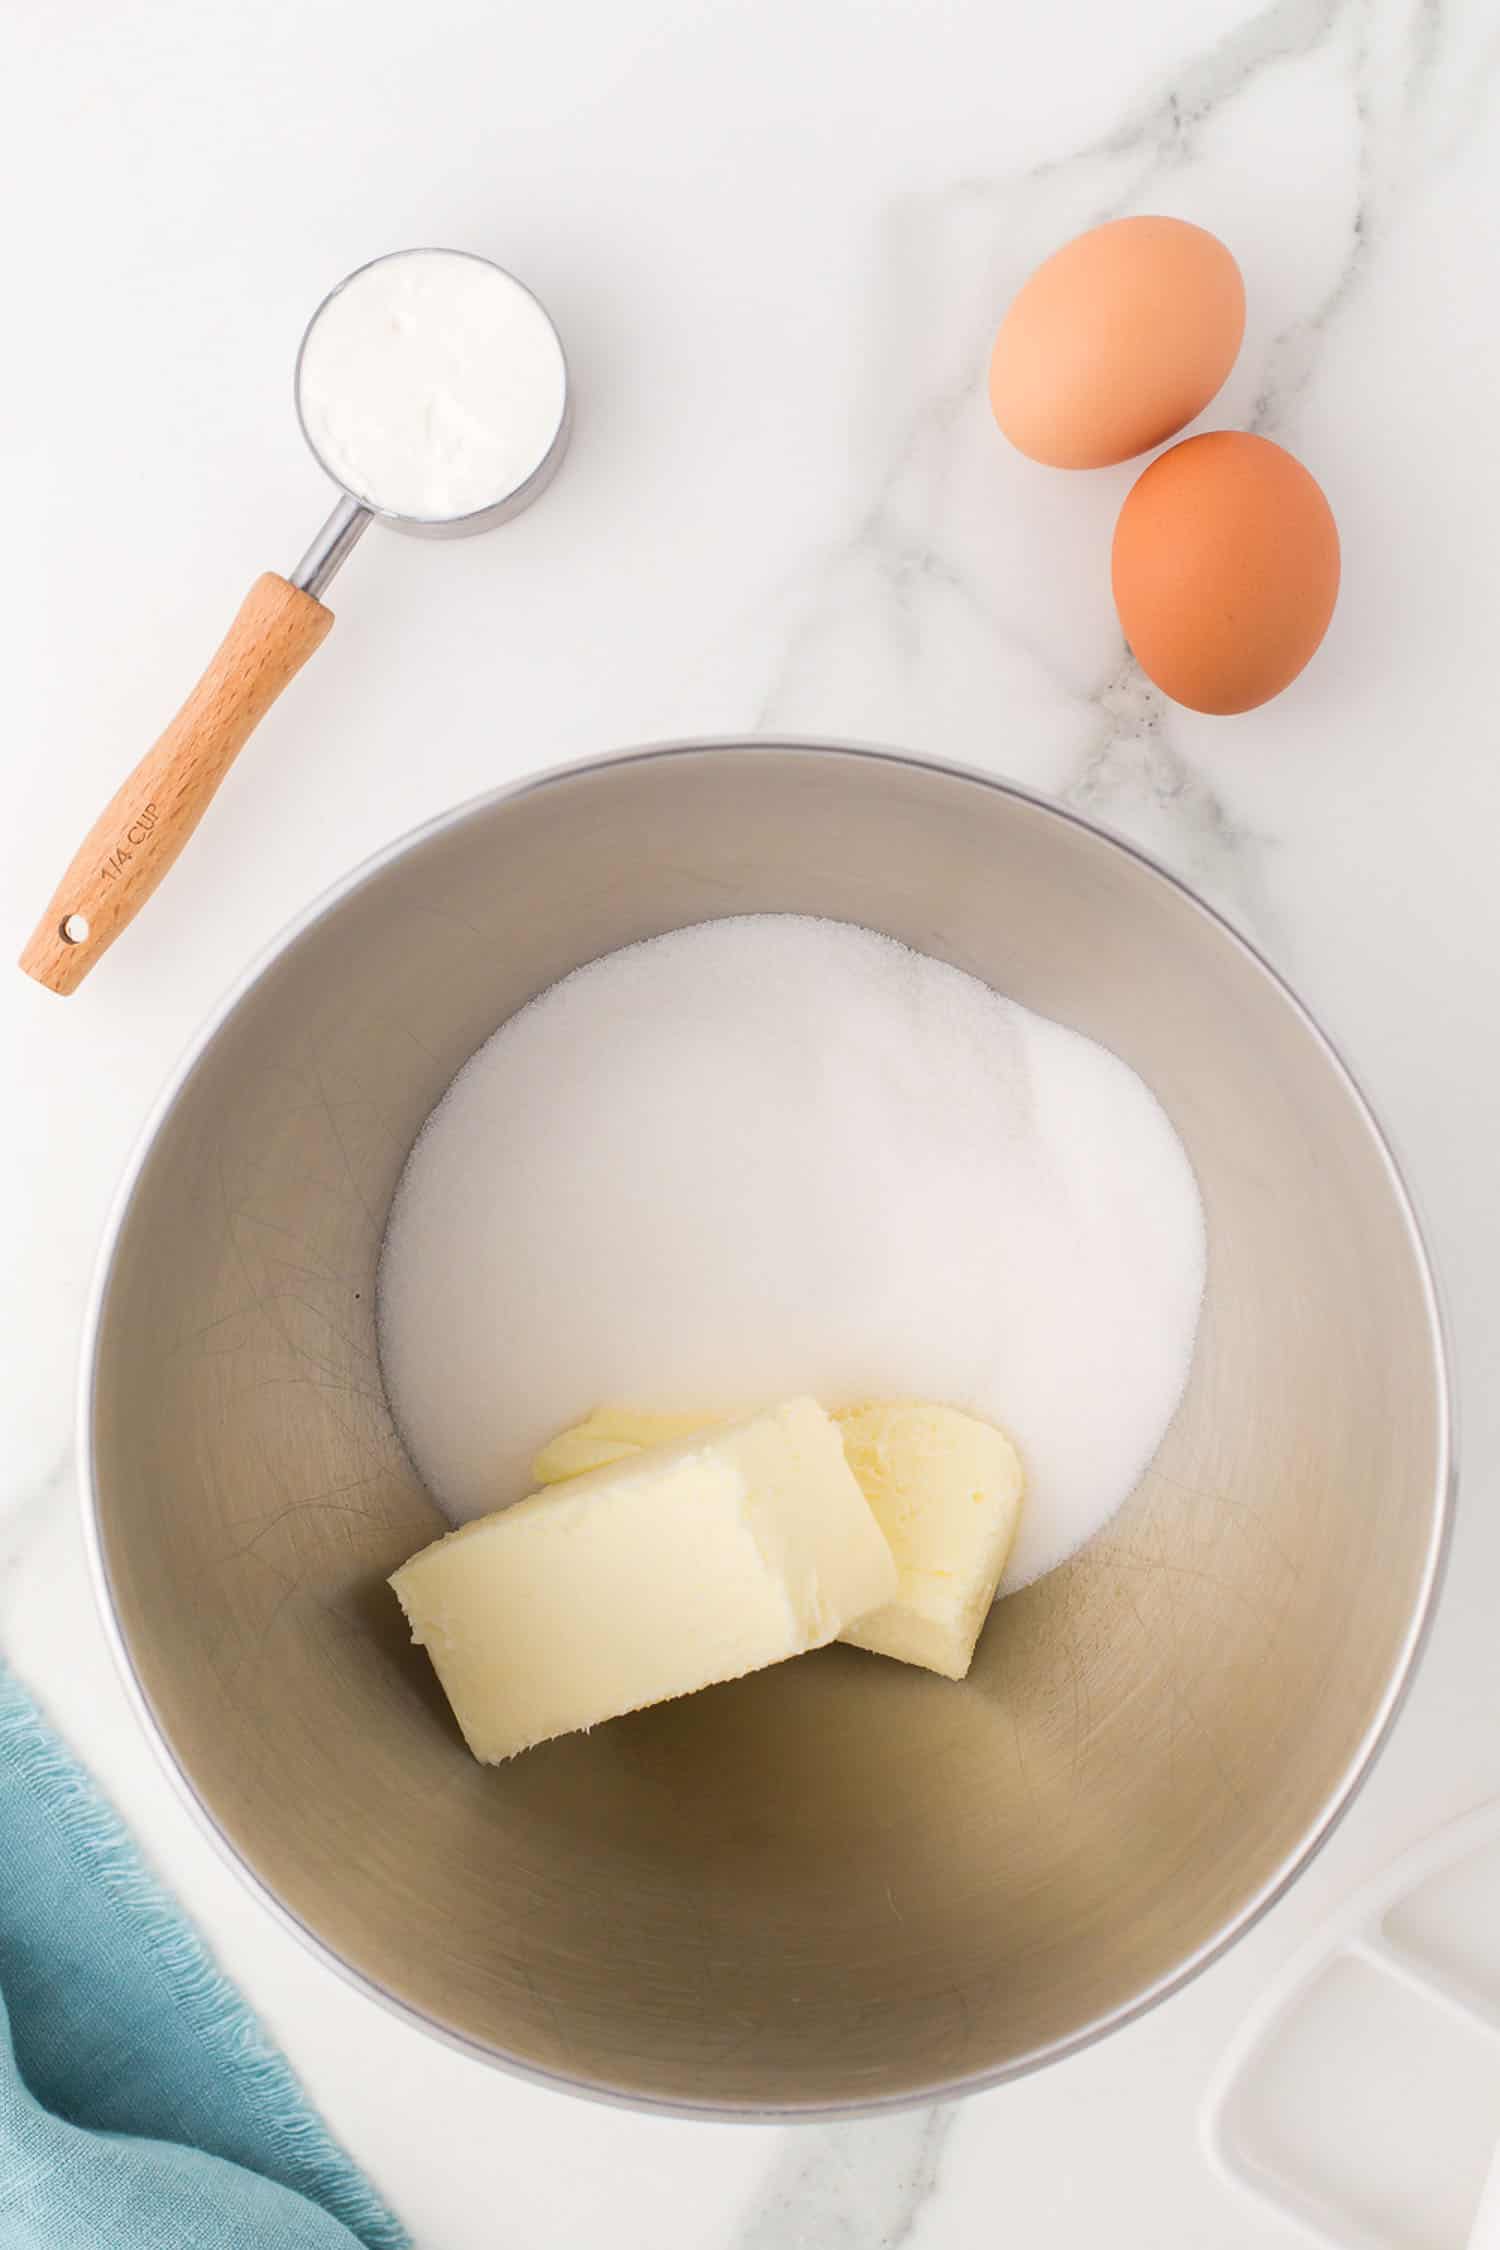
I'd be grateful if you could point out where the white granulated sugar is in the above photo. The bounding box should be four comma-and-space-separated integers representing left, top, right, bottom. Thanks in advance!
378, 916, 1205, 1592
297, 249, 565, 522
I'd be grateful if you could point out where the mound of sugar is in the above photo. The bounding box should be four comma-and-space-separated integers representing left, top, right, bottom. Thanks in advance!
377, 915, 1205, 1591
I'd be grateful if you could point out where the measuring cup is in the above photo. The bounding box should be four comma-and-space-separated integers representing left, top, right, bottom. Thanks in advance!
20, 248, 571, 996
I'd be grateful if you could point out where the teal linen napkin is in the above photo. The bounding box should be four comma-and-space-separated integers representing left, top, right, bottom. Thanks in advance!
0, 1663, 409, 2250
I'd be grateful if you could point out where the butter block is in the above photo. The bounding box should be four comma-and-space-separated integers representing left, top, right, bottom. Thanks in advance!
390, 1397, 898, 1762
834, 1403, 1023, 1679
532, 1406, 716, 1485
536, 1398, 1025, 1680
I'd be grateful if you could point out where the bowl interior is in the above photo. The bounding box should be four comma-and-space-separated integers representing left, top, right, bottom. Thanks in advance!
89, 744, 1448, 2112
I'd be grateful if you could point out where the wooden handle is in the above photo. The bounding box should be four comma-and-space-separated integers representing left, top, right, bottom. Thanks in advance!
20, 573, 334, 996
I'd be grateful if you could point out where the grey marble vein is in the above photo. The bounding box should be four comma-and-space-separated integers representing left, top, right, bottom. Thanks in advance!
0, 1447, 70, 1607
732, 2107, 953, 2250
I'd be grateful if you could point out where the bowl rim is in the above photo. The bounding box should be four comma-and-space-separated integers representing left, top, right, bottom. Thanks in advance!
79, 735, 1457, 2121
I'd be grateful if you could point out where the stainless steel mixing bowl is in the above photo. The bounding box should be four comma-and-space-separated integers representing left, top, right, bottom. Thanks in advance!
83, 741, 1452, 2116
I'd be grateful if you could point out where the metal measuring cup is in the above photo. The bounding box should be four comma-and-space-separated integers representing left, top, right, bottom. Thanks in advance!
21, 248, 571, 996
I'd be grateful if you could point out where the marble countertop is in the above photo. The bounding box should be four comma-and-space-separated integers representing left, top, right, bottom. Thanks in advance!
5, 0, 1499, 2241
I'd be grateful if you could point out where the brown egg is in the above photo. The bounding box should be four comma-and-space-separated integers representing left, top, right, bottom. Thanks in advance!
989, 217, 1245, 469
1111, 431, 1340, 715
